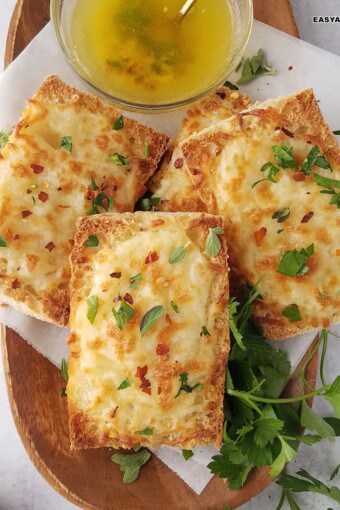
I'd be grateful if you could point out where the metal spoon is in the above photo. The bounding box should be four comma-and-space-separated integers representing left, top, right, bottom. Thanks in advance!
179, 0, 199, 20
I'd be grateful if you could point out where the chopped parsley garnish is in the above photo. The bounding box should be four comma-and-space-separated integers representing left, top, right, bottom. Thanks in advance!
135, 191, 160, 211
237, 49, 276, 85
223, 81, 238, 90
170, 301, 180, 314
252, 162, 280, 188
85, 235, 99, 247
0, 236, 7, 247
140, 305, 164, 337
175, 373, 204, 398
144, 142, 149, 158
113, 115, 124, 130
60, 388, 67, 397
182, 449, 194, 461
0, 130, 11, 152
109, 152, 129, 166
272, 207, 290, 223
111, 450, 151, 484
60, 136, 72, 152
112, 300, 135, 331
129, 273, 142, 290
277, 243, 314, 277
301, 144, 331, 175
60, 359, 69, 382
272, 145, 298, 170
201, 326, 211, 337
137, 428, 153, 435
86, 295, 98, 324
86, 175, 114, 215
118, 378, 131, 390
313, 173, 340, 208
282, 304, 302, 322
333, 129, 340, 135
277, 229, 284, 234
169, 242, 190, 264
206, 227, 224, 256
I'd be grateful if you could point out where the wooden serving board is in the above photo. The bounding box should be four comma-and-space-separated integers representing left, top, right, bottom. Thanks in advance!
1, 1, 305, 509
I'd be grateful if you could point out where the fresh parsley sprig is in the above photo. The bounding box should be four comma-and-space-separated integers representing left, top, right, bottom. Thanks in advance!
237, 49, 276, 85
111, 450, 151, 483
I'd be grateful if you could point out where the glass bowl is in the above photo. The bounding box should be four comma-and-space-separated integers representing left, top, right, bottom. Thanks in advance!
51, 0, 253, 113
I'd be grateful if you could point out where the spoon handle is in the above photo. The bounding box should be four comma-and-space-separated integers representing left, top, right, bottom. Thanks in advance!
179, 0, 199, 18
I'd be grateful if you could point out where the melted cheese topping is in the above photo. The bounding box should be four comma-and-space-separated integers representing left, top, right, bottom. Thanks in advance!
182, 110, 340, 336
0, 79, 167, 325
68, 213, 229, 448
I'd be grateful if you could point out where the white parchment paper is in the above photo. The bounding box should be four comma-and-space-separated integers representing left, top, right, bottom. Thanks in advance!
0, 20, 339, 495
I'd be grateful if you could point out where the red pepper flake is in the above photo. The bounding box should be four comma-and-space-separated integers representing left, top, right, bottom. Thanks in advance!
135, 365, 151, 394
11, 279, 21, 289
135, 366, 148, 379
254, 227, 267, 247
21, 210, 32, 219
145, 251, 159, 264
30, 163, 44, 174
174, 158, 184, 169
69, 239, 74, 246
156, 344, 169, 355
27, 189, 32, 195
38, 191, 49, 202
110, 406, 119, 418
293, 172, 305, 182
288, 66, 293, 71
301, 211, 314, 224
76, 256, 88, 264
142, 387, 151, 395
110, 272, 122, 279
45, 241, 55, 252
85, 189, 99, 201
123, 293, 133, 305
158, 386, 162, 395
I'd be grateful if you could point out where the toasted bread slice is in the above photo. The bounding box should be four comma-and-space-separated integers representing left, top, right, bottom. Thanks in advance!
150, 86, 252, 212
0, 76, 168, 326
67, 212, 229, 449
181, 89, 339, 339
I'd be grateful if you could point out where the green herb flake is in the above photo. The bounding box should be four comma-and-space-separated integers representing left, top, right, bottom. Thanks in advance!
28, 184, 38, 190
277, 229, 284, 234
206, 227, 224, 256
61, 136, 72, 152
111, 450, 151, 484
169, 244, 189, 264
86, 175, 114, 215
237, 49, 276, 85
170, 301, 180, 314
140, 305, 164, 337
175, 372, 204, 398
277, 468, 340, 505
333, 130, 340, 135
182, 449, 194, 461
109, 152, 129, 166
252, 162, 280, 188
129, 273, 142, 290
0, 130, 11, 152
301, 401, 335, 441
135, 191, 160, 211
85, 235, 99, 247
60, 387, 67, 397
301, 144, 331, 175
0, 236, 7, 247
201, 326, 211, 337
144, 142, 149, 158
223, 81, 238, 91
272, 207, 290, 223
277, 244, 314, 278
272, 145, 298, 170
86, 295, 98, 324
60, 359, 69, 382
118, 378, 131, 390
282, 304, 302, 322
113, 115, 124, 130
137, 427, 153, 435
112, 300, 135, 331
313, 173, 340, 208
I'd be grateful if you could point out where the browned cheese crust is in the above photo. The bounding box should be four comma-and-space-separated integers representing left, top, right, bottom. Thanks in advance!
0, 75, 169, 326
180, 89, 340, 339
67, 211, 229, 449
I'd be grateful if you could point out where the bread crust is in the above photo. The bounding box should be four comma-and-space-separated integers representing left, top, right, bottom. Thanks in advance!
67, 212, 229, 449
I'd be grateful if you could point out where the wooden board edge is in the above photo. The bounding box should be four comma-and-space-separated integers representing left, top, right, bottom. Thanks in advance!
4, 0, 23, 70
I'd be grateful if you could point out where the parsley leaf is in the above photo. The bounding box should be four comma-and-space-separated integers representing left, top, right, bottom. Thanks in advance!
301, 144, 331, 175
201, 325, 211, 337
206, 227, 224, 256
60, 359, 69, 382
0, 236, 7, 247
85, 235, 99, 247
112, 300, 135, 331
252, 162, 280, 188
182, 449, 194, 461
223, 81, 238, 90
135, 191, 161, 211
144, 142, 149, 158
282, 304, 302, 322
0, 130, 11, 152
300, 401, 335, 441
86, 295, 98, 324
272, 145, 298, 170
272, 207, 290, 223
270, 437, 297, 477
60, 136, 72, 152
175, 372, 204, 398
111, 450, 151, 484
277, 244, 314, 277
169, 244, 189, 264
140, 305, 164, 336
170, 301, 180, 314
118, 378, 131, 390
333, 130, 340, 135
113, 115, 124, 130
109, 152, 129, 166
237, 49, 276, 85
313, 173, 340, 208
277, 468, 340, 504
137, 428, 153, 435
129, 273, 142, 290
322, 376, 340, 417
86, 175, 114, 215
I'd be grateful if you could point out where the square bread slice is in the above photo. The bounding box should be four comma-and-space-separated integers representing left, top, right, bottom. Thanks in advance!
149, 86, 252, 213
180, 89, 340, 339
0, 76, 168, 326
67, 211, 229, 449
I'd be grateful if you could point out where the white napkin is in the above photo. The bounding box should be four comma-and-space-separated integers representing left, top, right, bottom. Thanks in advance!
0, 19, 340, 496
